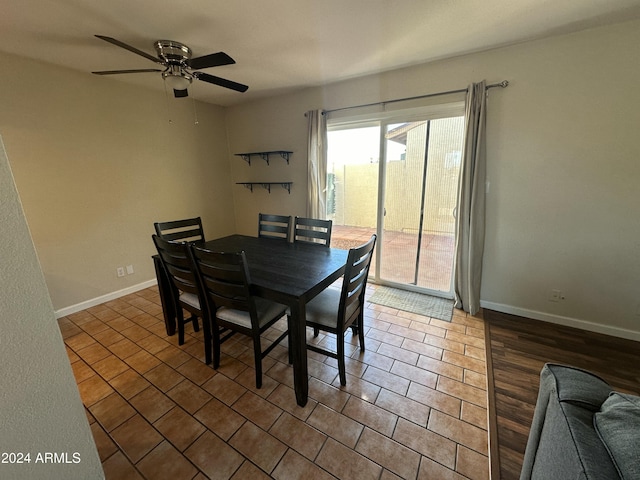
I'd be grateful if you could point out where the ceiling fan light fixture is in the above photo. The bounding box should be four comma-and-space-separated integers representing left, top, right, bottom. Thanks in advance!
162, 68, 192, 91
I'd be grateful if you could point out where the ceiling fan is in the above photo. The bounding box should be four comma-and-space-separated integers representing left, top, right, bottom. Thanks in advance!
91, 35, 248, 97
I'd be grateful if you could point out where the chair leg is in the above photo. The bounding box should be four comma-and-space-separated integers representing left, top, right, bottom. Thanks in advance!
177, 309, 185, 346
287, 318, 293, 364
313, 327, 319, 337
191, 315, 200, 333
202, 316, 212, 366
253, 335, 263, 389
337, 332, 346, 386
358, 313, 366, 352
213, 325, 221, 369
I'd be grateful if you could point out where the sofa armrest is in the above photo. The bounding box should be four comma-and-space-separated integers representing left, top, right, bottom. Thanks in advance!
520, 363, 616, 480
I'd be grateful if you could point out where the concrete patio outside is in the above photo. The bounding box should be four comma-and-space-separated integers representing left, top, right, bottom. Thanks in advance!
331, 224, 454, 294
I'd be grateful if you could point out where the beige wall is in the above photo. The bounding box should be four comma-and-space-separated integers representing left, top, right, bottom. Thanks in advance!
225, 19, 640, 339
225, 92, 322, 235
0, 137, 103, 479
0, 52, 237, 311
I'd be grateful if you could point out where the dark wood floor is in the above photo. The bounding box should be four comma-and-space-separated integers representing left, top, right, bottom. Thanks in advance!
484, 309, 640, 480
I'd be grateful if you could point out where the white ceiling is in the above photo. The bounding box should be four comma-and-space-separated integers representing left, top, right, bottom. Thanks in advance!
3, 0, 640, 106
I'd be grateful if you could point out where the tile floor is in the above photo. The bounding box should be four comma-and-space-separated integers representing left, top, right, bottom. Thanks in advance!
58, 284, 489, 480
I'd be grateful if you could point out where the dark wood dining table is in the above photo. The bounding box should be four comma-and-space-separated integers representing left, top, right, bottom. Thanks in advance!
153, 234, 349, 407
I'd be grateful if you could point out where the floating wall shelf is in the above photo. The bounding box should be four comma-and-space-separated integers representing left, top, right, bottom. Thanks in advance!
235, 151, 292, 165
236, 182, 292, 194
235, 150, 293, 194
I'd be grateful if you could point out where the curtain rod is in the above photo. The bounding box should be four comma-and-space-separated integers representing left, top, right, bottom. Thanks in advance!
321, 80, 509, 115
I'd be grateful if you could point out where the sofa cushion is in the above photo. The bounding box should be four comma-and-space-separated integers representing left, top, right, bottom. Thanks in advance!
594, 392, 640, 480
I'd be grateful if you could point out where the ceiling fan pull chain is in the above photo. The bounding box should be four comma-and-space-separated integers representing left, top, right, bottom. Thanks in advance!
191, 96, 199, 125
163, 81, 173, 124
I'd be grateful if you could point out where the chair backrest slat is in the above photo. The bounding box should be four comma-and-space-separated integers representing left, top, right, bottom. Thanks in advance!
152, 235, 200, 297
294, 217, 332, 246
339, 234, 376, 324
258, 213, 292, 241
191, 247, 258, 326
155, 217, 205, 244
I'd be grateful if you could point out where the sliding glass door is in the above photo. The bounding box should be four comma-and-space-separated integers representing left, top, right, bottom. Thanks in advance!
327, 104, 464, 296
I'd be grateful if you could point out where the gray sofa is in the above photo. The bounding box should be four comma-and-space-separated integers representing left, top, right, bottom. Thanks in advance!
520, 363, 640, 480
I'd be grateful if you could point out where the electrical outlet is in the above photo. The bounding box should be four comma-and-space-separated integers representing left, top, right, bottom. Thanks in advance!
549, 289, 566, 302
126, 265, 134, 275
116, 267, 125, 277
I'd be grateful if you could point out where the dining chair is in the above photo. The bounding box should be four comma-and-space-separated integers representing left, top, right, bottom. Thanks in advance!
258, 213, 292, 241
293, 217, 333, 246
154, 217, 205, 243
152, 235, 212, 365
190, 246, 290, 388
304, 234, 377, 386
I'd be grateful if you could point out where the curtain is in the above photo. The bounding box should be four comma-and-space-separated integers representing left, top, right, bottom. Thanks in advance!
454, 81, 487, 315
306, 110, 327, 219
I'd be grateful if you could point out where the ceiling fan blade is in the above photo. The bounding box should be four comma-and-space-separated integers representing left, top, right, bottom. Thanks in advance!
174, 89, 189, 98
193, 72, 248, 93
92, 69, 162, 75
187, 52, 235, 70
95, 35, 162, 64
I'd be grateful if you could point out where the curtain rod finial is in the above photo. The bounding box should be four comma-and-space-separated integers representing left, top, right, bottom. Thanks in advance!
499, 80, 509, 88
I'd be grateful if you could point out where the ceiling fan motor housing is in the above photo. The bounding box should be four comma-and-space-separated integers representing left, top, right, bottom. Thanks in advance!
154, 40, 192, 65
155, 40, 193, 88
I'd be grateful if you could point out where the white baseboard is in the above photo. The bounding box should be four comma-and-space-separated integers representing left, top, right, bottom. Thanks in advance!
54, 279, 158, 319
480, 300, 640, 342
